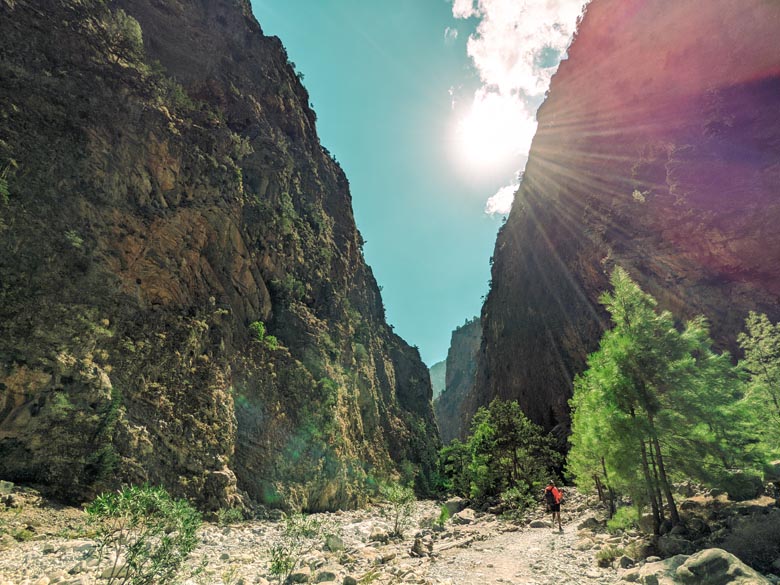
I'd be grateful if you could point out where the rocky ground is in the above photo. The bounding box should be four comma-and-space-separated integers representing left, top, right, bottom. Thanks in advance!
0, 484, 778, 585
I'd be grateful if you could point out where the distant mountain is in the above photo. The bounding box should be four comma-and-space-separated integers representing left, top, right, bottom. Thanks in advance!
434, 317, 481, 444
429, 360, 446, 401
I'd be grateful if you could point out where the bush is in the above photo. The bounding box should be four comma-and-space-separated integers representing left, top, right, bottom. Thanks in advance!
436, 504, 450, 527
216, 506, 244, 526
86, 484, 201, 585
721, 512, 780, 572
379, 482, 415, 537
607, 505, 639, 534
596, 545, 624, 567
719, 470, 764, 501
500, 486, 535, 522
249, 320, 266, 342
268, 514, 323, 584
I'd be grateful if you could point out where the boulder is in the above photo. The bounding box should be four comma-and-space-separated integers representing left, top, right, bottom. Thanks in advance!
530, 520, 550, 528
288, 566, 312, 583
578, 517, 603, 531
657, 535, 696, 557
675, 548, 771, 584
632, 555, 689, 585
443, 497, 468, 516
368, 529, 389, 543
451, 508, 476, 525
324, 534, 345, 552
722, 471, 764, 502
314, 569, 338, 583
764, 461, 780, 483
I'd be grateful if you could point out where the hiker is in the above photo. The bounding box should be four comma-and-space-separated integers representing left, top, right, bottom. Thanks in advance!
544, 479, 563, 532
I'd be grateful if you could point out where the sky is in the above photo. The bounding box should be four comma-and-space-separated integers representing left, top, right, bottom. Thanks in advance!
250, 0, 587, 365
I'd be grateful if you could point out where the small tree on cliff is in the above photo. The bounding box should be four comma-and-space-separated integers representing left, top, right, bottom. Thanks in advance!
568, 268, 758, 533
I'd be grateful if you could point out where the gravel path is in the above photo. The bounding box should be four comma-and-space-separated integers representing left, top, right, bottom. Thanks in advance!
425, 516, 620, 585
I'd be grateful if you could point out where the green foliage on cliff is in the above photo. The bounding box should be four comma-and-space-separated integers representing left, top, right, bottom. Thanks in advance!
438, 399, 559, 507
567, 268, 764, 534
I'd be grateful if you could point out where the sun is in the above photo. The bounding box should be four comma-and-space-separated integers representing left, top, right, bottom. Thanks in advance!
453, 91, 537, 174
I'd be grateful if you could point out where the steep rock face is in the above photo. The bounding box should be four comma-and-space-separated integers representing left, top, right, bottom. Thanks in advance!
472, 0, 780, 434
0, 0, 438, 511
434, 318, 481, 444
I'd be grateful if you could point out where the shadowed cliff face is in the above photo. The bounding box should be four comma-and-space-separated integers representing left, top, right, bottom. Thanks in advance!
472, 0, 780, 434
434, 318, 481, 444
0, 0, 438, 510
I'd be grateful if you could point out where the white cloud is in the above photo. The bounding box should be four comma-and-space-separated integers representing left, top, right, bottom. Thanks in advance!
485, 182, 519, 215
449, 0, 589, 214
459, 0, 587, 98
452, 0, 477, 19
444, 26, 459, 44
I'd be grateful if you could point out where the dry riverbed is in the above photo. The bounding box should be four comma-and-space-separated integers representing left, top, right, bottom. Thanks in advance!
3, 485, 776, 585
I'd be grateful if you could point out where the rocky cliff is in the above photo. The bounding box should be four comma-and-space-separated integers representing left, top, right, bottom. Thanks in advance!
434, 318, 480, 444
472, 0, 780, 435
0, 0, 438, 511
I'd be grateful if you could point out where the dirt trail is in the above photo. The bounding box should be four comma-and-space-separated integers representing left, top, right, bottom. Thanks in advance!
423, 512, 621, 585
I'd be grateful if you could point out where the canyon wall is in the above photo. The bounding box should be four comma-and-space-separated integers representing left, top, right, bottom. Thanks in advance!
0, 0, 438, 511
472, 0, 780, 435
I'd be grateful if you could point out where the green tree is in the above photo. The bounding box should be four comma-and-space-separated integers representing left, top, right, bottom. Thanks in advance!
438, 399, 559, 505
568, 268, 759, 534
738, 312, 780, 452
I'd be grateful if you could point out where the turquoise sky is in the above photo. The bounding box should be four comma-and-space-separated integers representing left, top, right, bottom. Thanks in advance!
251, 1, 526, 365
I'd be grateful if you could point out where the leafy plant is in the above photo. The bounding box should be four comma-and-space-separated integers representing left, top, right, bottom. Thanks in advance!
216, 506, 244, 526
86, 484, 201, 585
249, 320, 266, 342
436, 504, 450, 527
268, 513, 323, 584
500, 486, 535, 522
379, 482, 415, 538
65, 229, 84, 249
606, 505, 639, 534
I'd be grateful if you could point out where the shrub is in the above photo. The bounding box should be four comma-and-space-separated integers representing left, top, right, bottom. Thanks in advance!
264, 335, 279, 350
216, 506, 244, 526
500, 486, 535, 522
86, 484, 201, 585
596, 545, 624, 567
721, 512, 780, 572
607, 505, 639, 534
268, 514, 323, 584
379, 482, 415, 537
249, 321, 266, 342
436, 504, 450, 527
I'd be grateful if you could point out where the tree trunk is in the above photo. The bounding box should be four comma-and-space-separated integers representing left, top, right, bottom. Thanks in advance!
650, 430, 680, 525
639, 438, 661, 534
600, 456, 616, 518
648, 444, 665, 520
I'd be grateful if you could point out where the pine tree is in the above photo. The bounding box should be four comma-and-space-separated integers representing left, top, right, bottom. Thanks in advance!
568, 268, 760, 533
738, 312, 780, 454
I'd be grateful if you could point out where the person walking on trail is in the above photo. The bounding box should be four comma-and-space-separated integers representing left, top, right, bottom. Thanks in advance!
544, 479, 564, 532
